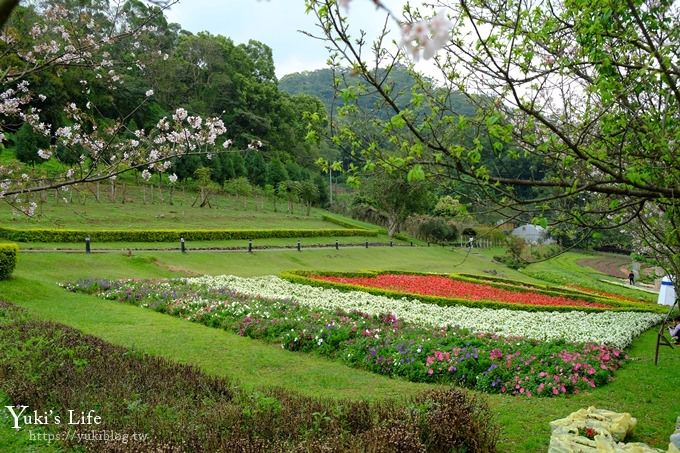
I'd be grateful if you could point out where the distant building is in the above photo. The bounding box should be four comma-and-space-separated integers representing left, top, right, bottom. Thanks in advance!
511, 224, 554, 245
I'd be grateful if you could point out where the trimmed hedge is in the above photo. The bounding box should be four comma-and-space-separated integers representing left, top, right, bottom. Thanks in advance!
0, 243, 17, 280
282, 270, 663, 313
0, 226, 378, 243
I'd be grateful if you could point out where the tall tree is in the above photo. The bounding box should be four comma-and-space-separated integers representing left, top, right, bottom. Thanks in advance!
359, 168, 431, 237
307, 0, 680, 277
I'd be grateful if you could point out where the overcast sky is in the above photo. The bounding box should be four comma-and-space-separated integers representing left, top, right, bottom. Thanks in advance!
165, 0, 414, 79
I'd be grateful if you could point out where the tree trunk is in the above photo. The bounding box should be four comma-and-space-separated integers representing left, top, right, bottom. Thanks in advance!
387, 215, 400, 238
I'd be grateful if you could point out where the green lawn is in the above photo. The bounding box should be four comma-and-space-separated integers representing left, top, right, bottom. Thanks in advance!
0, 182, 349, 230
1, 248, 677, 452
521, 251, 658, 302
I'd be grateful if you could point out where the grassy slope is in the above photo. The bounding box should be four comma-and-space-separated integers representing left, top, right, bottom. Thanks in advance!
2, 248, 679, 451
520, 251, 658, 303
0, 183, 349, 230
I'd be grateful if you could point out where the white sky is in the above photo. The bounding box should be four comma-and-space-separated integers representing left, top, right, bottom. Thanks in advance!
165, 0, 417, 78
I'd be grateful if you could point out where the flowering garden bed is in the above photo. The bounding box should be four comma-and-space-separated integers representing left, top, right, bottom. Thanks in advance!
283, 270, 663, 313
64, 274, 664, 398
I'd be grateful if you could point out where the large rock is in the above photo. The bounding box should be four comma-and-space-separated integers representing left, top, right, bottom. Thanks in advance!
549, 407, 664, 453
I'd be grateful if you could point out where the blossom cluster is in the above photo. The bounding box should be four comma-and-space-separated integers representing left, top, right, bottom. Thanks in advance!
0, 2, 243, 211
184, 275, 663, 349
337, 0, 452, 60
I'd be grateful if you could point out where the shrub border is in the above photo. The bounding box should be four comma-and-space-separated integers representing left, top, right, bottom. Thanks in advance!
0, 226, 378, 243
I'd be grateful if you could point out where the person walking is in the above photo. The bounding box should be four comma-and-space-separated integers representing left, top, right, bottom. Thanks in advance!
628, 271, 635, 285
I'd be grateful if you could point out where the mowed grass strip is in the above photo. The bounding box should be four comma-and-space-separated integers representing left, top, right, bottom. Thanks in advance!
1, 249, 678, 452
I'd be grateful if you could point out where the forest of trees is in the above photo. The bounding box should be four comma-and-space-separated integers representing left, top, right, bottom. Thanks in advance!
2, 0, 333, 202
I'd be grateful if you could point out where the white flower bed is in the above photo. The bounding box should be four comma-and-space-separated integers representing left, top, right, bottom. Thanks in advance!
185, 275, 664, 349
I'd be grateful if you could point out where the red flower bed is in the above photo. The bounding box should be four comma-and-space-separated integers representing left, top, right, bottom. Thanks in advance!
313, 274, 612, 309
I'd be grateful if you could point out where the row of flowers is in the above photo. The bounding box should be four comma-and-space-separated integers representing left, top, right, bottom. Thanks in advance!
184, 275, 663, 349
311, 274, 612, 309
285, 271, 661, 313
64, 276, 638, 397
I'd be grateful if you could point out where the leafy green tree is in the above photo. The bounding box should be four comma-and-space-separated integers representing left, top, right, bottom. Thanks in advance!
245, 152, 267, 186
277, 180, 300, 214
192, 167, 217, 208
309, 0, 680, 278
359, 169, 431, 237
231, 153, 247, 179
267, 159, 289, 187
223, 176, 252, 208
298, 180, 319, 216
313, 173, 329, 207
263, 183, 279, 212
14, 123, 50, 165
434, 195, 471, 221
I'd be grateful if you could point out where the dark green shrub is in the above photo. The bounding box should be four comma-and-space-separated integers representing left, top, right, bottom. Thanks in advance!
462, 227, 477, 238
14, 123, 50, 165
416, 216, 458, 243
0, 243, 18, 279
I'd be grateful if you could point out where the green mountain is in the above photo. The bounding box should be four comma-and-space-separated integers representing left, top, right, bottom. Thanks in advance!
279, 66, 476, 119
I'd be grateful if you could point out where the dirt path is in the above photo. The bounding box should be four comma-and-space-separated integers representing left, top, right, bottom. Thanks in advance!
577, 255, 631, 278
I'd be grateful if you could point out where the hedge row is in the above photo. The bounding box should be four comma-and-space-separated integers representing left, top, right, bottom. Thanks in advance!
282, 270, 661, 313
0, 243, 17, 280
0, 227, 378, 243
